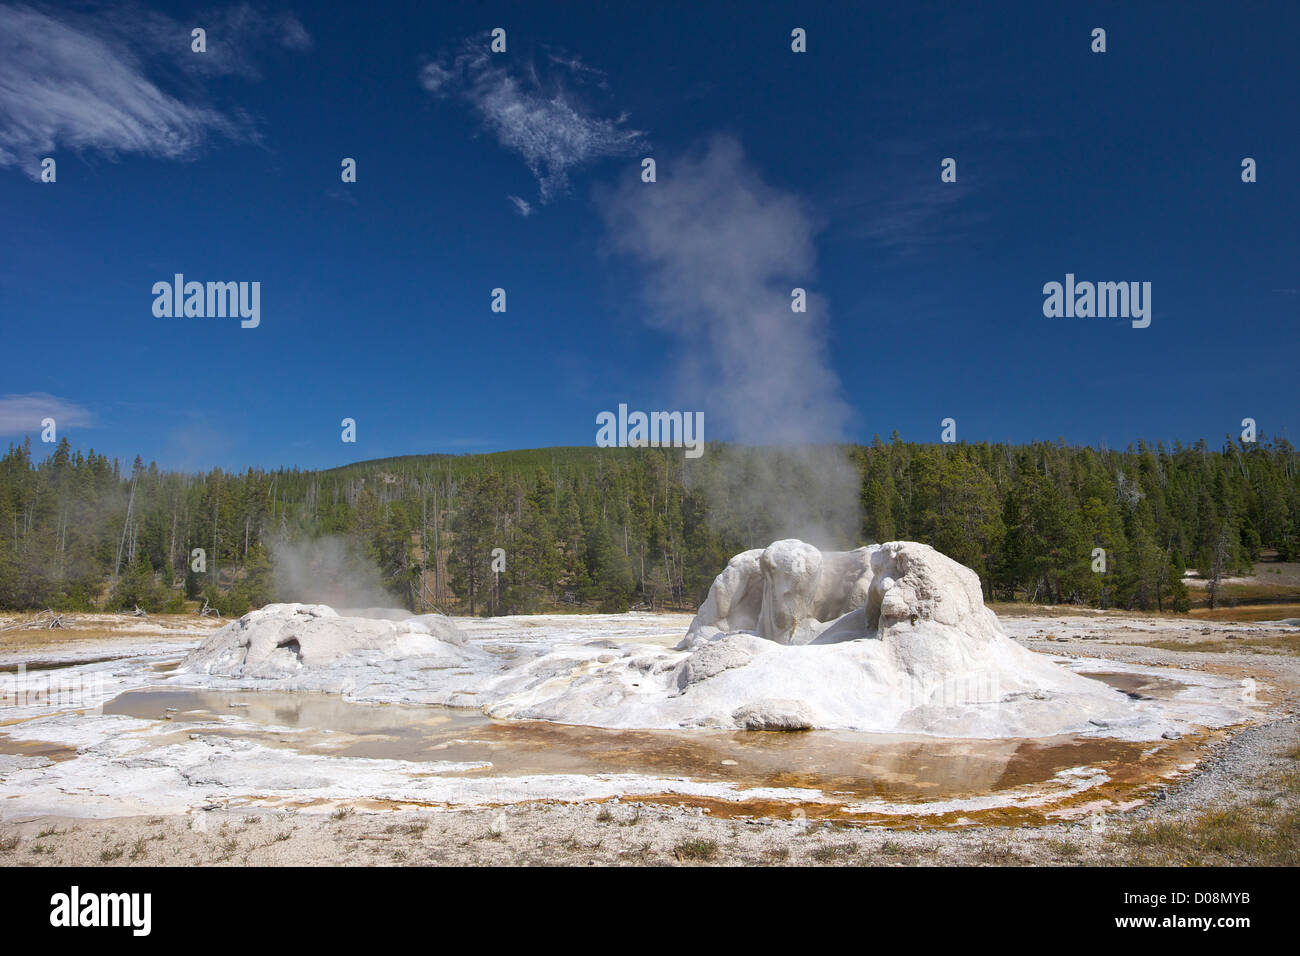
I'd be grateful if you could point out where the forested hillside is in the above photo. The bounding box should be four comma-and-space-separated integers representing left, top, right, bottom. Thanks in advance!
1, 434, 1295, 616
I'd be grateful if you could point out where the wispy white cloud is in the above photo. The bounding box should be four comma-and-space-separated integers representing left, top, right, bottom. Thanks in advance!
420, 37, 646, 205
507, 195, 533, 217
326, 184, 358, 205
0, 3, 310, 177
0, 392, 95, 435
820, 130, 1023, 257
844, 179, 981, 256
152, 3, 313, 79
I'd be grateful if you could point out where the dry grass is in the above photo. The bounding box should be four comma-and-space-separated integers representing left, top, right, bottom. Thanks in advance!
673, 838, 718, 862
1110, 746, 1300, 865
809, 842, 858, 863
1142, 633, 1300, 655
1118, 807, 1300, 865
972, 841, 1026, 865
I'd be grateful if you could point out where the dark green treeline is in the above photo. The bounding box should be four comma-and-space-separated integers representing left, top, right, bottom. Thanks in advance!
1, 434, 1295, 616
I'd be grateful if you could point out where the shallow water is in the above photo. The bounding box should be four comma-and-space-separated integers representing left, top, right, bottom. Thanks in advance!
0, 656, 119, 674
101, 685, 1177, 808
0, 735, 75, 759
1086, 671, 1186, 700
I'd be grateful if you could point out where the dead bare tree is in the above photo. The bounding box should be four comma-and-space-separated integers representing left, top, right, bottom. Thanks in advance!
418, 578, 449, 617
1207, 524, 1232, 610
113, 474, 139, 578
1, 610, 68, 631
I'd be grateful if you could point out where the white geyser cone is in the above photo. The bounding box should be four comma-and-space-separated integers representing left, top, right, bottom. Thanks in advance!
487, 540, 1195, 737
176, 545, 1254, 740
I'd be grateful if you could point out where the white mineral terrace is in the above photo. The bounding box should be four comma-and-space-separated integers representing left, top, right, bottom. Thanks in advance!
0, 541, 1265, 819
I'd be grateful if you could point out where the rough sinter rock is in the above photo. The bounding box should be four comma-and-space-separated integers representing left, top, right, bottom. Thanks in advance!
165, 549, 1234, 739
482, 539, 1178, 737
179, 603, 467, 679
732, 698, 817, 731
681, 539, 1001, 649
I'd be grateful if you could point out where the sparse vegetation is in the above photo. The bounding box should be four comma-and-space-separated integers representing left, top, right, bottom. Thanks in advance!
1143, 634, 1300, 655
1045, 838, 1082, 858
1117, 804, 1300, 865
1108, 746, 1300, 866
385, 822, 426, 838
809, 842, 858, 863
973, 841, 1022, 865
673, 838, 718, 862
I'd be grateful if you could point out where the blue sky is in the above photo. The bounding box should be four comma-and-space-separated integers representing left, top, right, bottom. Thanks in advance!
1, 0, 1296, 471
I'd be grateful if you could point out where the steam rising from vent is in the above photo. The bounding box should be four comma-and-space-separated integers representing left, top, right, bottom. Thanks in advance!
684, 445, 861, 550
267, 536, 400, 613
598, 135, 860, 548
